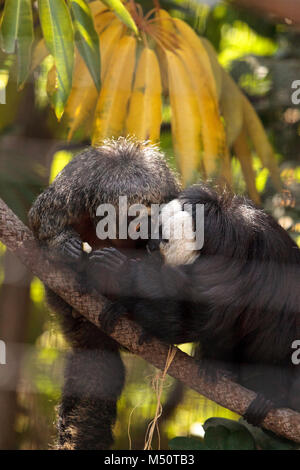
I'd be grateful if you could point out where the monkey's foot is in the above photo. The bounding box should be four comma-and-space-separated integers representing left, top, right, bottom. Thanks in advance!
244, 394, 274, 426
90, 247, 128, 274
197, 358, 236, 383
62, 237, 83, 261
138, 330, 153, 346
99, 302, 126, 334
72, 309, 86, 321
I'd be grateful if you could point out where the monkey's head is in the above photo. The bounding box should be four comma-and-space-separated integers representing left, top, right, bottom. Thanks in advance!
96, 138, 182, 250
148, 181, 300, 271
84, 137, 181, 211
147, 182, 264, 267
45, 137, 182, 252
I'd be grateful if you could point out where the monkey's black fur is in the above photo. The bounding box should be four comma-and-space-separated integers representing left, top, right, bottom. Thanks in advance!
28, 138, 180, 449
94, 183, 300, 424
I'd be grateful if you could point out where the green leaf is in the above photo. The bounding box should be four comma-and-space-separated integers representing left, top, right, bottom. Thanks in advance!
226, 429, 256, 450
38, 0, 74, 120
204, 417, 246, 433
0, 53, 19, 127
0, 0, 34, 87
101, 0, 138, 35
70, 0, 101, 91
0, 53, 14, 92
204, 418, 256, 450
169, 437, 208, 450
239, 419, 300, 450
204, 426, 230, 450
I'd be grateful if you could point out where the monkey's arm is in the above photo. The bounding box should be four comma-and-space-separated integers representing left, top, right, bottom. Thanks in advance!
90, 248, 249, 348
28, 188, 85, 262
90, 248, 200, 344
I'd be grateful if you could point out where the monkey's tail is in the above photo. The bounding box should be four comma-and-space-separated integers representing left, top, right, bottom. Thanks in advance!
46, 288, 125, 450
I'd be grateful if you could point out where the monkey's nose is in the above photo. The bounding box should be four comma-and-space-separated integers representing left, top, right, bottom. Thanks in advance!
147, 239, 161, 253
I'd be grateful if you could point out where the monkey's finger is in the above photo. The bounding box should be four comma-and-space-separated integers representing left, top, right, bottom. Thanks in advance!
99, 258, 124, 270
89, 252, 108, 264
101, 247, 127, 261
90, 253, 120, 267
63, 238, 83, 259
67, 238, 83, 250
90, 249, 126, 264
63, 246, 82, 260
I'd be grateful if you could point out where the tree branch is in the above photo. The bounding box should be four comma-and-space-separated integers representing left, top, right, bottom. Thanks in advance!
0, 197, 299, 443
231, 0, 300, 25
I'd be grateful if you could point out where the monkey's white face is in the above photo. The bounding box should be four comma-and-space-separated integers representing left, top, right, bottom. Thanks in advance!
159, 199, 200, 266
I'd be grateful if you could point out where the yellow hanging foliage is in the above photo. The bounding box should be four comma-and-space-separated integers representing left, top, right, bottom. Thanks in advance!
126, 47, 162, 142
42, 1, 282, 196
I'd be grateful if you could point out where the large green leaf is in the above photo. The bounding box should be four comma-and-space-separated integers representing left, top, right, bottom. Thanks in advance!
204, 422, 256, 450
204, 425, 231, 450
203, 417, 245, 433
70, 0, 101, 91
101, 0, 138, 35
169, 437, 208, 450
239, 419, 300, 450
38, 0, 74, 120
0, 0, 34, 87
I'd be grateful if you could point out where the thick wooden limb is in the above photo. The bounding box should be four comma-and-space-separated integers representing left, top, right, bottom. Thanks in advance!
231, 0, 300, 25
0, 197, 299, 443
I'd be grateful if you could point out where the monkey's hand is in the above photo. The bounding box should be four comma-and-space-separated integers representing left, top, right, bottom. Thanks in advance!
89, 247, 129, 273
62, 237, 83, 262
60, 237, 89, 296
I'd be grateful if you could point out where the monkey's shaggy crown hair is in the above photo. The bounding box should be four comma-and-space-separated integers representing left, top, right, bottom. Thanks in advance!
28, 137, 181, 246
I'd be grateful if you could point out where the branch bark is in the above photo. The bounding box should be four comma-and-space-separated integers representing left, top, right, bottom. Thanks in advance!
231, 0, 300, 25
0, 197, 299, 443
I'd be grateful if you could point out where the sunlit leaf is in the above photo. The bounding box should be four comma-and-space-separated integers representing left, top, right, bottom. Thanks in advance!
50, 150, 73, 182
47, 64, 57, 97
30, 278, 45, 304
0, 53, 20, 128
0, 52, 14, 93
101, 0, 138, 35
38, 0, 74, 120
70, 0, 101, 91
65, 50, 98, 140
233, 126, 261, 205
0, 0, 34, 87
31, 39, 50, 73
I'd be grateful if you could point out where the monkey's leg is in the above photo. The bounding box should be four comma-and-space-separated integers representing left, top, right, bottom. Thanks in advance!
194, 344, 238, 383
46, 288, 125, 450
